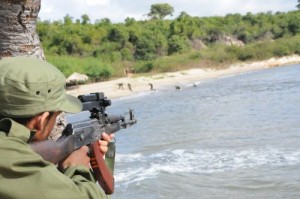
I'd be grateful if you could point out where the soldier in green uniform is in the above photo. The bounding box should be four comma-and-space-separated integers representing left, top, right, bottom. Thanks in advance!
0, 57, 112, 199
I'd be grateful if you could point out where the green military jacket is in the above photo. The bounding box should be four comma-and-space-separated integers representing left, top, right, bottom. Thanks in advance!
0, 118, 108, 199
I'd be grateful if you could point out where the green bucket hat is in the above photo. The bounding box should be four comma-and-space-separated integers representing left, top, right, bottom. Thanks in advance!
0, 57, 82, 118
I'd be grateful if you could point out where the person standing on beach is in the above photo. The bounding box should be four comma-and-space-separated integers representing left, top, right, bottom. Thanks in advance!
0, 57, 113, 199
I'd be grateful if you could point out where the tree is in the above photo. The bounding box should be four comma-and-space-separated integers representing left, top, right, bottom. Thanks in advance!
288, 15, 300, 35
107, 27, 128, 44
63, 15, 73, 25
81, 14, 90, 24
95, 18, 111, 27
134, 32, 156, 60
168, 35, 190, 55
125, 17, 136, 26
297, 0, 300, 9
0, 0, 44, 59
147, 3, 174, 20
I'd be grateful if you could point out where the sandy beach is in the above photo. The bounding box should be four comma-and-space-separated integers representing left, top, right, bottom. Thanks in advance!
66, 55, 300, 99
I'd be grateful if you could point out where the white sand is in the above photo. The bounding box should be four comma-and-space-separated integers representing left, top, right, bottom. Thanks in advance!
66, 55, 300, 99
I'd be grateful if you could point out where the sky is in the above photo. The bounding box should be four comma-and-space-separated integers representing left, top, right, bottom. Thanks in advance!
39, 0, 298, 23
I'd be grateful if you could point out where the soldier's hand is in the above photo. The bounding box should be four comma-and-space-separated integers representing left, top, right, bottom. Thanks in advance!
99, 132, 114, 154
59, 146, 90, 171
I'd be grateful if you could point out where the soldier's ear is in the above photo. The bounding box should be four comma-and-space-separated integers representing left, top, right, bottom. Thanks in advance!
35, 112, 50, 131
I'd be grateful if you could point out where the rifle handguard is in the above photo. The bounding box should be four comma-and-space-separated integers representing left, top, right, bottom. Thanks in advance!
90, 141, 114, 195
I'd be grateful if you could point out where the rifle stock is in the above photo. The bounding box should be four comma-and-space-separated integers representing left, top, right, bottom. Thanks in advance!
30, 136, 76, 164
30, 92, 137, 195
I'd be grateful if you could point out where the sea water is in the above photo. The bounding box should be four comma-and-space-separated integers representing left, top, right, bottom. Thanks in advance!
74, 64, 300, 199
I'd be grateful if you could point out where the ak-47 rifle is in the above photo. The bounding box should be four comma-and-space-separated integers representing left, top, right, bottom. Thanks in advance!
30, 92, 137, 195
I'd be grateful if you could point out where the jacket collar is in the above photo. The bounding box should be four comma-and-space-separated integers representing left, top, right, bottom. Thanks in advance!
0, 118, 32, 142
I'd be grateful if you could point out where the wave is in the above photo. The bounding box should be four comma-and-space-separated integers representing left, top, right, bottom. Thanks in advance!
114, 147, 300, 186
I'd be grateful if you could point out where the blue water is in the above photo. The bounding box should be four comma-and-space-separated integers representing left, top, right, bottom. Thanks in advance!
74, 64, 300, 198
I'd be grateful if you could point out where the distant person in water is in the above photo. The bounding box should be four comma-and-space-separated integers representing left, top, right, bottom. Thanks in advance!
128, 83, 132, 91
149, 83, 155, 91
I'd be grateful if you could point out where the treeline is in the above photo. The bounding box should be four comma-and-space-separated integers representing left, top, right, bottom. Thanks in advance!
37, 9, 300, 81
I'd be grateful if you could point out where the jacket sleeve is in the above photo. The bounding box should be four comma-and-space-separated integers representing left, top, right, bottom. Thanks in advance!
0, 137, 109, 199
63, 166, 109, 199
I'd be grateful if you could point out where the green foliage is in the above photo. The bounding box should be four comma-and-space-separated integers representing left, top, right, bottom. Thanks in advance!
288, 15, 300, 35
273, 45, 290, 56
38, 10, 300, 61
272, 35, 300, 56
134, 32, 157, 60
168, 35, 190, 55
46, 56, 114, 81
134, 62, 154, 73
200, 44, 238, 63
169, 12, 202, 40
81, 14, 90, 24
121, 48, 134, 61
84, 64, 114, 81
63, 15, 73, 25
95, 18, 112, 27
147, 3, 174, 19
125, 17, 136, 26
37, 10, 300, 81
237, 49, 254, 61
106, 27, 128, 44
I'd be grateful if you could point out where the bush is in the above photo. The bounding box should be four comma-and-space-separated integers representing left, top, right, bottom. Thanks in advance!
47, 55, 116, 81
200, 44, 238, 63
121, 48, 134, 61
110, 51, 122, 62
273, 45, 290, 56
85, 64, 114, 81
237, 48, 254, 61
168, 35, 190, 55
134, 34, 156, 60
188, 51, 202, 60
134, 62, 154, 73
249, 42, 273, 60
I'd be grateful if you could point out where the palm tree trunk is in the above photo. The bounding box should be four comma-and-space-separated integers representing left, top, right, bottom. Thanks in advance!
0, 0, 45, 59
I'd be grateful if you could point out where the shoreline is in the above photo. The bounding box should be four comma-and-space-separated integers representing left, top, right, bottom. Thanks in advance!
66, 55, 300, 99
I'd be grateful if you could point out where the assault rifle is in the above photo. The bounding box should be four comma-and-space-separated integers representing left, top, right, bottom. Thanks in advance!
30, 92, 137, 194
